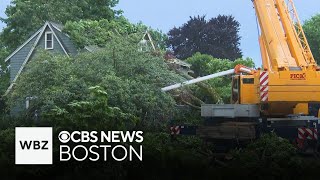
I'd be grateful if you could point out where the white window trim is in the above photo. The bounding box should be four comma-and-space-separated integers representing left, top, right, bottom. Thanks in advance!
45, 31, 54, 50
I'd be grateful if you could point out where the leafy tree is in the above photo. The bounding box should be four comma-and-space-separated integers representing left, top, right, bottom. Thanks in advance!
167, 15, 242, 60
303, 14, 320, 63
0, 41, 9, 115
0, 41, 9, 96
8, 38, 183, 126
0, 0, 121, 50
63, 17, 168, 50
186, 53, 254, 77
186, 53, 254, 103
226, 133, 302, 179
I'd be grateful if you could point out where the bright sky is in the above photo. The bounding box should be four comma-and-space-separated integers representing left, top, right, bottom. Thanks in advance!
1, 0, 320, 66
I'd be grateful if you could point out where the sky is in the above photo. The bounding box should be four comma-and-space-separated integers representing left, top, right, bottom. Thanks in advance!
1, 0, 320, 66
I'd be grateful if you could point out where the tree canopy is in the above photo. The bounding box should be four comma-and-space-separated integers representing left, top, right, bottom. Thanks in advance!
7, 37, 183, 126
0, 0, 121, 50
167, 15, 242, 60
0, 41, 9, 96
303, 14, 320, 63
63, 17, 168, 50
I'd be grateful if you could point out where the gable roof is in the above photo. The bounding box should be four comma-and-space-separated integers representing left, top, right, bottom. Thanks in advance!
4, 21, 71, 96
4, 21, 68, 62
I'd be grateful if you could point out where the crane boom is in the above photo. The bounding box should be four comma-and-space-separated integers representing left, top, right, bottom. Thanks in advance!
254, 0, 297, 70
254, 0, 317, 71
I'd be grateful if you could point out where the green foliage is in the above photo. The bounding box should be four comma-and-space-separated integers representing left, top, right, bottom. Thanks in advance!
0, 128, 15, 174
303, 14, 320, 63
186, 52, 255, 103
186, 52, 255, 77
0, 0, 121, 50
46, 86, 139, 130
233, 133, 297, 167
63, 17, 168, 50
8, 38, 183, 127
0, 40, 9, 90
0, 41, 9, 115
224, 133, 308, 179
137, 133, 213, 179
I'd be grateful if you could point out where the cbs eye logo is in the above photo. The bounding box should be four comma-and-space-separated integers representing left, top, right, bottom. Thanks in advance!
58, 131, 70, 143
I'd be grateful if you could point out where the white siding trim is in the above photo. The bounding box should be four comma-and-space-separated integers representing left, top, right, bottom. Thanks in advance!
4, 28, 43, 62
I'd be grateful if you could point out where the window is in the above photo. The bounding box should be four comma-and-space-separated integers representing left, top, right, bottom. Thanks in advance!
232, 76, 239, 103
45, 32, 54, 49
242, 78, 254, 84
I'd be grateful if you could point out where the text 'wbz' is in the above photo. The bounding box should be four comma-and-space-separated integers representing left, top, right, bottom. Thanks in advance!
59, 131, 143, 162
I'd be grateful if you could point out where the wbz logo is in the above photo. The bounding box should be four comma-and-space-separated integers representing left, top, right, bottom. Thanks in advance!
19, 140, 49, 150
15, 127, 52, 165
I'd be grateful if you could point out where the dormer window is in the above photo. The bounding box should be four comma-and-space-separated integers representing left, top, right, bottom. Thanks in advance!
45, 32, 54, 49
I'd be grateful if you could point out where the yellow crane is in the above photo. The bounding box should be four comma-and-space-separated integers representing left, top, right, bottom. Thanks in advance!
163, 0, 320, 151
241, 0, 320, 116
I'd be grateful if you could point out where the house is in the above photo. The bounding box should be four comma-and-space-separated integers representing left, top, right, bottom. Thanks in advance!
3, 21, 81, 116
4, 21, 79, 96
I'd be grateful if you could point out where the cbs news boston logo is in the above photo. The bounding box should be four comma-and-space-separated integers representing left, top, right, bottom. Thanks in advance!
15, 127, 143, 165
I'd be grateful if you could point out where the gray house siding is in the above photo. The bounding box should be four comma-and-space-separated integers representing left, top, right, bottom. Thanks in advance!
37, 28, 66, 55
53, 28, 78, 56
9, 36, 38, 82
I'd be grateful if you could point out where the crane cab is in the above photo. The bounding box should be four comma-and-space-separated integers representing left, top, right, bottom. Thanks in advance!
231, 74, 260, 105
